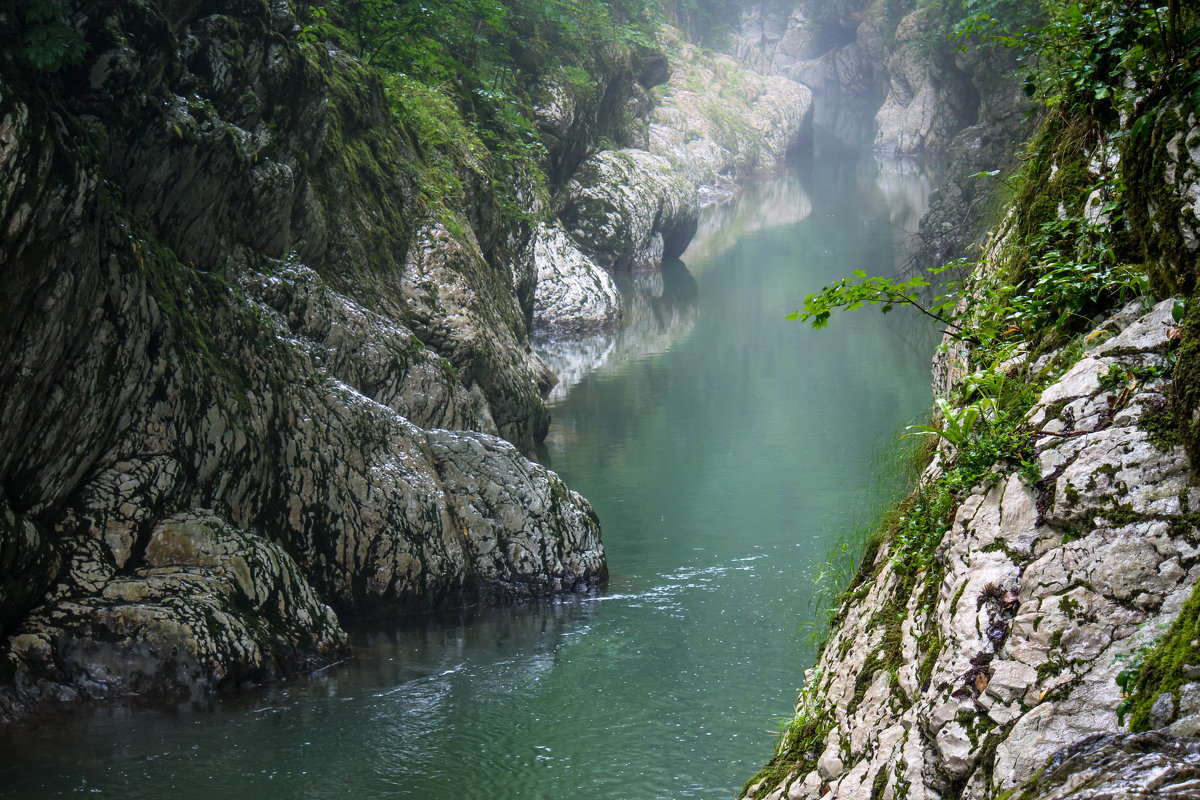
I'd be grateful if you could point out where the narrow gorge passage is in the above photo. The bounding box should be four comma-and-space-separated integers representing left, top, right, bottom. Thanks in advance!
0, 142, 938, 800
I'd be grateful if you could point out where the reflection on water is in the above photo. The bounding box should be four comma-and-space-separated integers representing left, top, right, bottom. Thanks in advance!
873, 156, 936, 259
685, 170, 814, 268
536, 260, 698, 402
0, 148, 940, 800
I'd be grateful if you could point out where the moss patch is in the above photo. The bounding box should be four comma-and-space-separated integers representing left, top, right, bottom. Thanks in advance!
1123, 578, 1200, 731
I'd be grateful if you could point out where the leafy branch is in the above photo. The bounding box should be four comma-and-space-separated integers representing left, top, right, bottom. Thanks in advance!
788, 268, 970, 340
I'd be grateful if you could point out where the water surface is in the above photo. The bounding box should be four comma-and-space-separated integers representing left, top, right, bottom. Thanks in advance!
0, 143, 938, 799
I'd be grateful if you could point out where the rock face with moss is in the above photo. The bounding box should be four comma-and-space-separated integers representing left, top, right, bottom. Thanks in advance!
743, 73, 1200, 799
0, 0, 616, 719
743, 297, 1200, 800
531, 32, 813, 336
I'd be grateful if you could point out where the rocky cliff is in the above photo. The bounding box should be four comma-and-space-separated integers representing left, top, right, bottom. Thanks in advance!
733, 0, 1030, 267
733, 0, 1027, 160
0, 0, 814, 721
0, 0, 617, 719
742, 54, 1200, 800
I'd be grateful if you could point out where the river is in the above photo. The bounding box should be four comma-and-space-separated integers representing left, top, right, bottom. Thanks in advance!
0, 137, 939, 799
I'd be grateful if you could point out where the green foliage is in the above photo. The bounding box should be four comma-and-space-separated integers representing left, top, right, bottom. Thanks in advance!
890, 414, 1037, 576
797, 149, 1152, 362
791, 266, 965, 338
908, 396, 994, 446
6, 0, 88, 72
295, 0, 665, 230
950, 0, 1199, 116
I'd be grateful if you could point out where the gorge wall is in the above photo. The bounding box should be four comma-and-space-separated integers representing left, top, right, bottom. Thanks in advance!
0, 0, 811, 720
741, 13, 1200, 799
734, 0, 1032, 262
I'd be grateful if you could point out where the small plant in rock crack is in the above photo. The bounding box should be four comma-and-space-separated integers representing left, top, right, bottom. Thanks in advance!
1099, 362, 1168, 393
905, 366, 1031, 448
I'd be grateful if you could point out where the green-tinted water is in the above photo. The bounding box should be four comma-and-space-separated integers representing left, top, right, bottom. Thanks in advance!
0, 146, 938, 799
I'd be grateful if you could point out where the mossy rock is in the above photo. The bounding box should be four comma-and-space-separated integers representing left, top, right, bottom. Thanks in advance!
1123, 103, 1200, 297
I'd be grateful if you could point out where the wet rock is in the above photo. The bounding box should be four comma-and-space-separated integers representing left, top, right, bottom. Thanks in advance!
0, 512, 347, 719
425, 428, 607, 599
531, 222, 623, 335
1150, 693, 1179, 728
1007, 732, 1200, 800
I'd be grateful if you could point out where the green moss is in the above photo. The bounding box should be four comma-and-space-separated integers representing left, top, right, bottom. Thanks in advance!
741, 709, 834, 800
1173, 293, 1200, 472
870, 767, 889, 799
1123, 578, 1200, 731
1122, 104, 1198, 296
1139, 402, 1182, 451
1010, 118, 1101, 274
948, 580, 968, 619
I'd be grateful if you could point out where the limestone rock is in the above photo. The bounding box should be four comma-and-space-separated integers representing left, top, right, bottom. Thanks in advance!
425, 428, 607, 598
0, 512, 347, 718
0, 0, 607, 720
531, 222, 623, 335
1005, 733, 1200, 800
533, 34, 812, 339
873, 10, 979, 157
560, 148, 699, 270
746, 299, 1200, 800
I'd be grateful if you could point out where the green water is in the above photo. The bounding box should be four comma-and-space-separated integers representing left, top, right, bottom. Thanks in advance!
0, 146, 938, 799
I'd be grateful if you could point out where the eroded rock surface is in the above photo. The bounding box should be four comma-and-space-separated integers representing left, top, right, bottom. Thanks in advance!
0, 0, 605, 719
1, 512, 347, 719
1007, 732, 1200, 800
531, 222, 623, 335
745, 299, 1200, 800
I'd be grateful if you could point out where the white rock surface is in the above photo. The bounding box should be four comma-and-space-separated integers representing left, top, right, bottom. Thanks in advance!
747, 300, 1200, 799
531, 222, 622, 334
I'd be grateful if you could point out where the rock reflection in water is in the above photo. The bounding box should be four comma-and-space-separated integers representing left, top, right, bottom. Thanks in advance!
535, 259, 699, 403
685, 169, 813, 268
534, 169, 817, 405
873, 155, 936, 252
